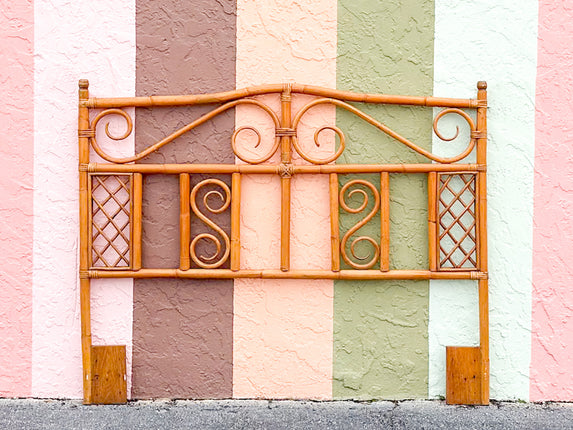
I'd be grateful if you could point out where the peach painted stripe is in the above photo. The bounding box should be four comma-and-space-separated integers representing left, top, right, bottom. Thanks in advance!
233, 0, 336, 399
531, 1, 573, 402
32, 0, 135, 398
0, 0, 34, 397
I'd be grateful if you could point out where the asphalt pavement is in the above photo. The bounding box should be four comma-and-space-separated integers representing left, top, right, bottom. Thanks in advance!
1, 398, 572, 429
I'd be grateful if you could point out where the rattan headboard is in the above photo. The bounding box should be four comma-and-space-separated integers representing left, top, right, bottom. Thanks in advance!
77, 79, 489, 405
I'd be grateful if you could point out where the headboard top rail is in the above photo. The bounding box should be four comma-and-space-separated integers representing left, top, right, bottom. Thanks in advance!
81, 81, 485, 109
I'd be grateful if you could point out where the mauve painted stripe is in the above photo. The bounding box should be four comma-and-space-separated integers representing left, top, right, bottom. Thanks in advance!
133, 0, 235, 399
0, 0, 33, 397
531, 1, 573, 402
233, 0, 336, 399
32, 0, 135, 398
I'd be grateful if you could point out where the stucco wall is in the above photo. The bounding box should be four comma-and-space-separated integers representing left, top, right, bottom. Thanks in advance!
531, 0, 573, 401
32, 0, 135, 398
233, 0, 336, 399
430, 0, 538, 401
334, 0, 434, 399
1, 0, 573, 402
132, 0, 235, 399
0, 0, 34, 397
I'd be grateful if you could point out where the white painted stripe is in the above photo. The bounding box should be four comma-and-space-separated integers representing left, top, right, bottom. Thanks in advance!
430, 0, 538, 400
32, 0, 135, 398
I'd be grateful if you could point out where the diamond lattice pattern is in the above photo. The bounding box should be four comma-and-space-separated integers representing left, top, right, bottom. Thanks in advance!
438, 173, 477, 270
91, 175, 131, 268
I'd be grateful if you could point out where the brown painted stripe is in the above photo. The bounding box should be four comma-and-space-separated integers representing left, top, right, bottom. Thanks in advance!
133, 0, 236, 399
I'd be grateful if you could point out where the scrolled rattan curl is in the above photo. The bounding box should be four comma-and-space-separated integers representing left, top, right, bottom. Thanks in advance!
190, 179, 231, 269
89, 99, 280, 164
89, 109, 134, 162
292, 98, 477, 164
291, 100, 345, 164
340, 179, 381, 269
432, 108, 477, 162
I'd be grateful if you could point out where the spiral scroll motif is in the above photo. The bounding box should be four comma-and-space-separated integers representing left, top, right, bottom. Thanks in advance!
340, 179, 381, 269
292, 98, 477, 164
189, 179, 231, 269
90, 99, 280, 164
90, 109, 134, 162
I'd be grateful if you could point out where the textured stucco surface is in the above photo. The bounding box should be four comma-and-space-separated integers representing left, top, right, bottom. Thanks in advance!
4, 0, 573, 403
233, 0, 336, 399
132, 280, 234, 399
133, 0, 235, 399
0, 0, 34, 397
531, 0, 573, 402
32, 0, 135, 398
430, 0, 537, 400
334, 0, 433, 399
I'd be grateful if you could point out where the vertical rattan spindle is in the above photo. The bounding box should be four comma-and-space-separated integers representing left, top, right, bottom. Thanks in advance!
330, 173, 340, 272
428, 172, 438, 271
476, 80, 489, 404
231, 172, 241, 271
179, 174, 191, 270
131, 173, 143, 270
380, 172, 390, 272
280, 84, 292, 272
78, 79, 93, 404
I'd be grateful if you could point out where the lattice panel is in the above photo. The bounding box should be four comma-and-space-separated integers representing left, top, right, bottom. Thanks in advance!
90, 174, 132, 269
438, 173, 478, 270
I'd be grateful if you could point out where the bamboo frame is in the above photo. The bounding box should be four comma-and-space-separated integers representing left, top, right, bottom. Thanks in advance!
89, 268, 487, 280
78, 79, 92, 404
428, 172, 438, 271
78, 79, 489, 405
231, 173, 241, 271
85, 163, 485, 175
330, 173, 340, 272
85, 83, 480, 109
179, 174, 191, 270
380, 173, 390, 272
280, 85, 292, 272
476, 81, 489, 405
132, 173, 142, 271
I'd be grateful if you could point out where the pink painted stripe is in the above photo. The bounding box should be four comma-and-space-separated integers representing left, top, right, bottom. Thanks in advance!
0, 0, 34, 397
531, 1, 573, 402
233, 0, 336, 399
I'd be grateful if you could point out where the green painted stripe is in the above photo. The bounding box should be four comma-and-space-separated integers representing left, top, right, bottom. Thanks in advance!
334, 0, 434, 399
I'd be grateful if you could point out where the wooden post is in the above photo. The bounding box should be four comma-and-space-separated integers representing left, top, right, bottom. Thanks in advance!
280, 84, 292, 272
428, 172, 438, 271
476, 81, 489, 404
231, 173, 241, 271
78, 79, 93, 404
380, 172, 390, 271
330, 173, 340, 272
179, 174, 191, 270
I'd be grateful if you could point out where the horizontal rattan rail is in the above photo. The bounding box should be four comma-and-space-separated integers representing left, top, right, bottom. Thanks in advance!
84, 83, 483, 109
84, 163, 485, 174
86, 269, 487, 280
78, 79, 489, 406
